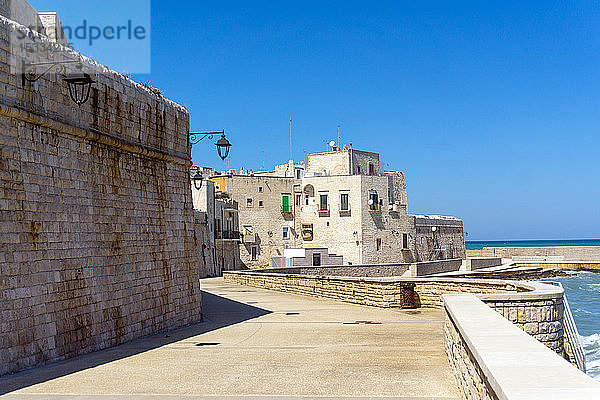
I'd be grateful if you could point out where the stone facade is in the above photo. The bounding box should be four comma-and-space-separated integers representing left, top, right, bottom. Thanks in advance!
191, 178, 241, 276
0, 9, 201, 376
210, 147, 465, 268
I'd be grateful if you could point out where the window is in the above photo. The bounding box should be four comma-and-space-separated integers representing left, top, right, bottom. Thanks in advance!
403, 233, 408, 249
259, 201, 264, 207
376, 238, 382, 251
368, 163, 375, 175
282, 194, 291, 213
340, 193, 349, 211
368, 190, 379, 210
282, 227, 289, 239
251, 246, 258, 261
312, 253, 321, 266
295, 194, 301, 206
247, 198, 253, 207
258, 186, 263, 193
319, 194, 328, 211
356, 165, 361, 175
296, 169, 302, 179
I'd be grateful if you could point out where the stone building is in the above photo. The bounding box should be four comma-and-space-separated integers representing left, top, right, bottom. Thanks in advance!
0, 1, 201, 376
209, 145, 466, 268
191, 171, 241, 277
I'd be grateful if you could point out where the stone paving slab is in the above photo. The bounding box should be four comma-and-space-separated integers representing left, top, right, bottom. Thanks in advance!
0, 278, 460, 399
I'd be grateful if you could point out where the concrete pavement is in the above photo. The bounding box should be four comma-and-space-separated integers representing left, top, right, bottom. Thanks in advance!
1, 278, 460, 399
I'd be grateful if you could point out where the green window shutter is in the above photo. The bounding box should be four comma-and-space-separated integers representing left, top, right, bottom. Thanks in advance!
282, 195, 290, 212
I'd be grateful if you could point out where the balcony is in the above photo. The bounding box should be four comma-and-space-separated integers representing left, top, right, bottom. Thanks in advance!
215, 230, 240, 240
339, 205, 351, 216
242, 233, 257, 244
317, 205, 329, 216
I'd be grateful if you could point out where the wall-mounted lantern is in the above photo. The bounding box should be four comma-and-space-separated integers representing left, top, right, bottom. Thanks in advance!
21, 58, 95, 106
192, 171, 203, 190
63, 64, 95, 106
189, 130, 232, 160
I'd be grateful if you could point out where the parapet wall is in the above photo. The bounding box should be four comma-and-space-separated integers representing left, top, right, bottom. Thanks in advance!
444, 295, 600, 399
256, 259, 466, 278
0, 16, 201, 376
467, 246, 600, 262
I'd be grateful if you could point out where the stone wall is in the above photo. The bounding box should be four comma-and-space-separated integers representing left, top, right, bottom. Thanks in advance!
0, 15, 201, 376
444, 294, 600, 399
467, 246, 600, 262
444, 316, 498, 400
254, 263, 411, 277
414, 215, 466, 261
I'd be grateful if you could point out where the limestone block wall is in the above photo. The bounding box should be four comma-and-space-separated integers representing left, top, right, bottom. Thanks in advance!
444, 316, 498, 400
414, 215, 466, 261
443, 294, 599, 400
466, 246, 600, 262
0, 16, 201, 376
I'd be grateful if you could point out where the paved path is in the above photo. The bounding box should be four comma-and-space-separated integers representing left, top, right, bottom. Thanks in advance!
1, 278, 460, 399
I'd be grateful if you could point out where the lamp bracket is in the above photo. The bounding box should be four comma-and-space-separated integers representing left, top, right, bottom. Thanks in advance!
21, 58, 80, 87
189, 130, 224, 146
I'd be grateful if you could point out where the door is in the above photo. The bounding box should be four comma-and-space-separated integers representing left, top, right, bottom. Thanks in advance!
313, 253, 321, 266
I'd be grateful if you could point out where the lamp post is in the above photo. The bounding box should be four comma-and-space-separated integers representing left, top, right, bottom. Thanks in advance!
189, 130, 232, 160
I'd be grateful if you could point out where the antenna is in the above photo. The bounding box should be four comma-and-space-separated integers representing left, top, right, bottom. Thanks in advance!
337, 124, 341, 148
289, 115, 293, 162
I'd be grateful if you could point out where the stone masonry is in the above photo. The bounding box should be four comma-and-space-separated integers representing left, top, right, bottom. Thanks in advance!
209, 146, 466, 268
0, 6, 201, 376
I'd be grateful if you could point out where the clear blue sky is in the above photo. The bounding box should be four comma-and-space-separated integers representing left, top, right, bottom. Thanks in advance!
31, 1, 600, 240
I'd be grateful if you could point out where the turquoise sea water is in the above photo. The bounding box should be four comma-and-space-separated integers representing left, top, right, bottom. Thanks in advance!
466, 239, 600, 250
544, 272, 600, 381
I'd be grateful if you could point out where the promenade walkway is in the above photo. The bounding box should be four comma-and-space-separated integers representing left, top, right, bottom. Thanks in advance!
1, 278, 460, 399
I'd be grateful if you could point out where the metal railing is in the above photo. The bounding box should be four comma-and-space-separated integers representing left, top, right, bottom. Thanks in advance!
546, 281, 586, 373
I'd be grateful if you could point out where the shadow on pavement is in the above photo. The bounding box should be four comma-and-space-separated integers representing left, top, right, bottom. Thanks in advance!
0, 290, 271, 395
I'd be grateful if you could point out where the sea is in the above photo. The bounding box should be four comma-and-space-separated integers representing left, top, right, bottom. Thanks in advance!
465, 239, 600, 381
546, 272, 600, 381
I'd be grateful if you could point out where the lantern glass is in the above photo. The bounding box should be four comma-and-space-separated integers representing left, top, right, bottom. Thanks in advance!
215, 133, 232, 160
192, 172, 203, 190
63, 71, 94, 106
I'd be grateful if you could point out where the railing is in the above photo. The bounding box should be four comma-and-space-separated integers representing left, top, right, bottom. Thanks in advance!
215, 231, 240, 240
546, 281, 586, 373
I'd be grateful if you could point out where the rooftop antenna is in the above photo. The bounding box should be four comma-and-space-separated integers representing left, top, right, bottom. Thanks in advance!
337, 124, 341, 148
289, 115, 293, 162
260, 150, 265, 170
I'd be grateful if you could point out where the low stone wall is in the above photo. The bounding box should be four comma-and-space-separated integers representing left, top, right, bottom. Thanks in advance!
251, 263, 410, 277
444, 294, 600, 399
444, 314, 498, 400
467, 246, 600, 262
467, 257, 503, 271
253, 259, 465, 278
410, 259, 463, 276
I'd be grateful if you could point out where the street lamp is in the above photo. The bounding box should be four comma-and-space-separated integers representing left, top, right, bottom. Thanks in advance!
63, 65, 95, 106
191, 171, 203, 190
215, 133, 232, 160
22, 58, 95, 106
189, 130, 232, 160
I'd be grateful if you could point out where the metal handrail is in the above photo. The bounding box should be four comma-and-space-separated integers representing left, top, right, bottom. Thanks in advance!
546, 281, 586, 372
